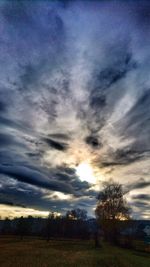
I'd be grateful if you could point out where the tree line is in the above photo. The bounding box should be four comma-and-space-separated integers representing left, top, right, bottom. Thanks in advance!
1, 180, 147, 249
0, 209, 90, 240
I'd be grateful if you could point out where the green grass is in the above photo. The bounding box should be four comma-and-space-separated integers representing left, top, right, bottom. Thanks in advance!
0, 237, 150, 267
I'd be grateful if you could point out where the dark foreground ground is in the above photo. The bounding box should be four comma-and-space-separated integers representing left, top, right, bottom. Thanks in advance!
0, 237, 150, 267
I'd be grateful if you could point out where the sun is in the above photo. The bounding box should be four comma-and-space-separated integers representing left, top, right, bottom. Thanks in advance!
75, 162, 96, 184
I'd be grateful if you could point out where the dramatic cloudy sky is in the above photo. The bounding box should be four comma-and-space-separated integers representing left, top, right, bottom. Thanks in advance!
0, 0, 150, 219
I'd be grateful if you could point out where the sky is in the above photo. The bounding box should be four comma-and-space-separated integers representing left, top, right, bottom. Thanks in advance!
0, 0, 150, 219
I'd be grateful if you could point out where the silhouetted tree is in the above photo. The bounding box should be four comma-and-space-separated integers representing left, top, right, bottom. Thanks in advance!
95, 180, 130, 245
65, 209, 89, 239
66, 208, 87, 221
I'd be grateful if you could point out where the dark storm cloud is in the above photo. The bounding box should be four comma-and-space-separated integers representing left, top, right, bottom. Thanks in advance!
90, 94, 106, 111
0, 132, 26, 148
100, 148, 150, 167
43, 137, 68, 151
0, 178, 72, 211
52, 170, 76, 184
92, 52, 133, 94
121, 90, 150, 144
131, 201, 149, 208
0, 159, 91, 198
0, 199, 26, 208
51, 166, 90, 194
0, 165, 74, 194
89, 52, 136, 112
0, 171, 91, 212
85, 135, 101, 149
57, 165, 75, 176
132, 194, 150, 201
84, 49, 138, 136
0, 117, 24, 132
126, 178, 150, 192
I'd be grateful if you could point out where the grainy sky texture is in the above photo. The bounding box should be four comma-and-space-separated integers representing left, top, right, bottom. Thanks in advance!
0, 0, 150, 219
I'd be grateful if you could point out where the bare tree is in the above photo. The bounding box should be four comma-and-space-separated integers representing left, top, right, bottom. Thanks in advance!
66, 209, 87, 221
65, 209, 89, 239
95, 180, 131, 244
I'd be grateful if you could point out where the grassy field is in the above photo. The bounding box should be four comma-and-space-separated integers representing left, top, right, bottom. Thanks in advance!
0, 237, 150, 267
